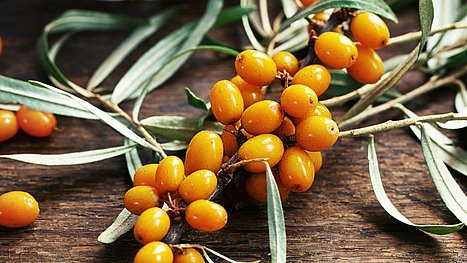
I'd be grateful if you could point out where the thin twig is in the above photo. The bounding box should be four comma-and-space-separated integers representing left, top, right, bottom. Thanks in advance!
339, 112, 467, 138
387, 21, 467, 46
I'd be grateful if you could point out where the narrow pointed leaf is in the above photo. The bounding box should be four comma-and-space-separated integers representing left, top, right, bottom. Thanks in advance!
418, 0, 434, 52
420, 125, 467, 224
160, 141, 189, 151
280, 0, 397, 31
203, 247, 261, 263
87, 8, 179, 90
124, 138, 142, 179
399, 105, 467, 176
368, 135, 464, 234
141, 116, 223, 141
185, 87, 209, 111
264, 162, 287, 263
0, 75, 97, 119
98, 208, 138, 244
212, 5, 255, 28
0, 144, 136, 166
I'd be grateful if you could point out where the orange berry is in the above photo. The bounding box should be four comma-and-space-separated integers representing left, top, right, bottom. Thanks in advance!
293, 102, 332, 124
300, 0, 318, 7
185, 200, 227, 232
314, 32, 358, 69
235, 50, 277, 86
351, 12, 390, 50
272, 51, 299, 76
307, 151, 323, 172
134, 241, 173, 263
134, 207, 170, 244
134, 164, 158, 188
154, 156, 185, 193
279, 146, 315, 192
241, 100, 284, 135
179, 170, 218, 203
221, 125, 238, 157
273, 116, 295, 137
16, 105, 56, 137
174, 248, 205, 263
238, 134, 284, 173
0, 191, 40, 228
0, 110, 19, 142
124, 186, 160, 215
313, 11, 329, 22
291, 65, 331, 96
245, 172, 290, 203
231, 75, 263, 109
347, 46, 384, 84
295, 116, 339, 151
280, 84, 318, 117
185, 131, 223, 175
210, 80, 244, 125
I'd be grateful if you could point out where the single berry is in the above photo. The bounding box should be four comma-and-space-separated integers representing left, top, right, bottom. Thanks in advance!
272, 51, 299, 76
173, 248, 205, 263
179, 170, 218, 203
134, 241, 173, 263
241, 100, 284, 135
185, 200, 227, 232
185, 130, 223, 175
280, 84, 318, 117
293, 102, 332, 124
245, 172, 290, 203
210, 80, 244, 125
278, 146, 315, 192
134, 164, 159, 188
221, 124, 239, 157
154, 156, 185, 194
238, 134, 284, 173
124, 186, 160, 215
307, 151, 323, 172
291, 65, 331, 96
273, 116, 295, 137
314, 32, 358, 69
347, 46, 384, 84
231, 75, 263, 109
300, 0, 318, 7
351, 12, 390, 50
235, 50, 277, 86
0, 110, 19, 142
134, 207, 170, 244
0, 191, 40, 228
295, 116, 339, 151
16, 105, 56, 137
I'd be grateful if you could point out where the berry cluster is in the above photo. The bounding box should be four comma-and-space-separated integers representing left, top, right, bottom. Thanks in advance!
0, 105, 57, 142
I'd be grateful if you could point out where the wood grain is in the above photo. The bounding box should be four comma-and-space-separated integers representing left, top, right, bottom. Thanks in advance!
0, 1, 466, 262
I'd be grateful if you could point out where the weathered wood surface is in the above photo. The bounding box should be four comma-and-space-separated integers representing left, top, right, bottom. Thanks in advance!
0, 1, 466, 262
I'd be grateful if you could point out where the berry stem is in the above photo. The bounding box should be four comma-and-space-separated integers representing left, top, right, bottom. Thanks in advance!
387, 21, 467, 46
339, 111, 467, 138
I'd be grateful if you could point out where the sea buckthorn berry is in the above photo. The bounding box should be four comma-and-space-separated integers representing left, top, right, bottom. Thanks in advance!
245, 172, 290, 203
279, 146, 315, 192
300, 0, 318, 7
235, 50, 277, 86
221, 125, 238, 157
134, 207, 170, 244
134, 241, 173, 263
174, 248, 205, 263
185, 200, 227, 232
307, 151, 323, 172
0, 191, 40, 228
185, 131, 223, 175
351, 12, 390, 50
134, 164, 158, 188
347, 46, 384, 84
238, 134, 284, 173
293, 102, 332, 124
291, 65, 331, 96
231, 75, 263, 109
179, 170, 217, 203
155, 156, 185, 193
295, 116, 339, 151
124, 186, 160, 215
313, 11, 329, 22
210, 80, 244, 125
272, 51, 299, 76
241, 100, 284, 135
0, 110, 19, 142
16, 105, 57, 137
314, 32, 358, 69
280, 84, 318, 117
273, 116, 295, 137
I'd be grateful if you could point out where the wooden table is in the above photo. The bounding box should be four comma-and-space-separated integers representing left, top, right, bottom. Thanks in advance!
1, 1, 465, 262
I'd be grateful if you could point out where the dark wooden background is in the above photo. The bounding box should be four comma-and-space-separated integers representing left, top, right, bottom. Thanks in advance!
0, 0, 466, 262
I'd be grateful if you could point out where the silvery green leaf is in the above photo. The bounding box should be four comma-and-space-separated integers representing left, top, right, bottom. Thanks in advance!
98, 208, 138, 244
124, 138, 142, 179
